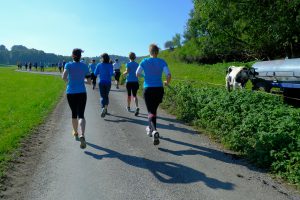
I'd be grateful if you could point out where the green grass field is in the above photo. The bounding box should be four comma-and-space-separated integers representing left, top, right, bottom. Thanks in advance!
159, 50, 254, 88
0, 67, 64, 176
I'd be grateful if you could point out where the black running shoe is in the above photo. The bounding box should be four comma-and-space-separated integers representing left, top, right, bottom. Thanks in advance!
134, 108, 139, 116
101, 108, 106, 118
152, 131, 160, 145
80, 137, 86, 149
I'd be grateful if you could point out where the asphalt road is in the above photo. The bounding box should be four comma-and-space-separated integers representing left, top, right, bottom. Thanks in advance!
9, 75, 300, 200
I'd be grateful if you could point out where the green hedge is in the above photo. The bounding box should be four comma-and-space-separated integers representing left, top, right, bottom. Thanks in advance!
162, 83, 300, 185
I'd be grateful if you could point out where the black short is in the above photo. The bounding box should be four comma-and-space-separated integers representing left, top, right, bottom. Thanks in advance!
126, 82, 139, 97
143, 87, 164, 115
67, 93, 87, 119
114, 70, 121, 81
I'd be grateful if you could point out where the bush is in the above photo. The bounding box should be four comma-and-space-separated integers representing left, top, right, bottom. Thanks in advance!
163, 83, 300, 185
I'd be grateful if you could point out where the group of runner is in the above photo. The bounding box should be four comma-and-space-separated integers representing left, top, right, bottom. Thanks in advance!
17, 61, 68, 72
58, 61, 67, 73
62, 44, 171, 149
17, 62, 40, 71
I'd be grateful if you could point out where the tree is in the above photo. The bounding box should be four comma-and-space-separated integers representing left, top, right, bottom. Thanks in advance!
164, 41, 174, 50
0, 44, 131, 65
0, 45, 9, 64
172, 33, 182, 48
180, 0, 300, 63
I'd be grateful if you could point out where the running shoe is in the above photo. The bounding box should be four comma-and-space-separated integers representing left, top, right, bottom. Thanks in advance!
134, 108, 139, 116
127, 107, 130, 112
146, 126, 152, 137
101, 108, 106, 118
152, 131, 160, 145
79, 136, 86, 149
116, 85, 119, 89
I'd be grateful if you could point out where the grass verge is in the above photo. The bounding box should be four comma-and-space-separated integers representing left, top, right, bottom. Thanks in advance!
0, 67, 64, 177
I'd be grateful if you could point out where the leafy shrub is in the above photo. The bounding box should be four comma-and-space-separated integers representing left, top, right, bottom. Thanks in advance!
162, 83, 300, 185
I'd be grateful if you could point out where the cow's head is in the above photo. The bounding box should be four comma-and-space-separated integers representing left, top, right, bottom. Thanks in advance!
249, 68, 258, 77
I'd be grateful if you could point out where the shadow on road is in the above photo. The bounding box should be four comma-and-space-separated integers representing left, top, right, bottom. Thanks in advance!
159, 137, 261, 172
105, 114, 197, 135
84, 142, 235, 190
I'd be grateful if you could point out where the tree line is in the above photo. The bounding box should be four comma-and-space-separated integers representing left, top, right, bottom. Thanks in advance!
0, 44, 129, 66
165, 0, 300, 64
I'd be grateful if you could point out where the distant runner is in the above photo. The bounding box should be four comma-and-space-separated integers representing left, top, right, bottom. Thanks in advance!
58, 62, 63, 73
62, 48, 91, 149
34, 62, 38, 71
113, 58, 121, 89
123, 52, 140, 116
62, 60, 66, 71
136, 44, 171, 145
94, 53, 114, 118
40, 62, 44, 72
89, 59, 97, 90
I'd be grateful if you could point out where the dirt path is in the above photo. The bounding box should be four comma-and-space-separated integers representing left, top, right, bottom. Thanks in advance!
1, 79, 300, 200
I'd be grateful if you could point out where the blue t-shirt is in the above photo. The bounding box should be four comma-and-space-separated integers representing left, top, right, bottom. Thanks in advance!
126, 61, 139, 82
89, 63, 97, 74
138, 58, 168, 88
65, 61, 90, 94
94, 63, 113, 84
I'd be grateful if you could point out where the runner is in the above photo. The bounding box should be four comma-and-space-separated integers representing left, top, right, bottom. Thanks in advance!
25, 62, 28, 71
28, 62, 32, 71
34, 62, 38, 71
17, 62, 21, 70
136, 44, 171, 145
123, 52, 140, 116
40, 62, 44, 72
62, 48, 91, 149
58, 62, 62, 73
94, 53, 113, 118
88, 59, 97, 90
113, 58, 121, 89
62, 60, 66, 71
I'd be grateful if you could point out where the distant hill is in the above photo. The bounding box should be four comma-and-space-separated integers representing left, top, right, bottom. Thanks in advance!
0, 44, 141, 65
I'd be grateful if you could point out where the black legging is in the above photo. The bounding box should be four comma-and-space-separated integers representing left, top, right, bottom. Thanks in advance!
143, 87, 164, 130
114, 69, 121, 81
67, 93, 87, 118
91, 73, 97, 86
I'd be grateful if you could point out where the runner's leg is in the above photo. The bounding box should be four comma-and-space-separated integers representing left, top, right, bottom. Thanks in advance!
67, 94, 79, 135
126, 82, 131, 110
77, 93, 87, 136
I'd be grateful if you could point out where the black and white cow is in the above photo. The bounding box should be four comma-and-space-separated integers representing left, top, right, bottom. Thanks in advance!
225, 66, 256, 91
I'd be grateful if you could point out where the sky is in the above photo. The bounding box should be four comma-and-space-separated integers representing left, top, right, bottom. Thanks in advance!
0, 0, 193, 57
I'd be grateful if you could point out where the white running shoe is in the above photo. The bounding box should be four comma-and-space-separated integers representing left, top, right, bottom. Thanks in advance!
146, 126, 152, 137
152, 131, 160, 145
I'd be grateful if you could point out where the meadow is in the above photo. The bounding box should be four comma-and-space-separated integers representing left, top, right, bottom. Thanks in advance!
0, 67, 64, 177
159, 50, 254, 88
